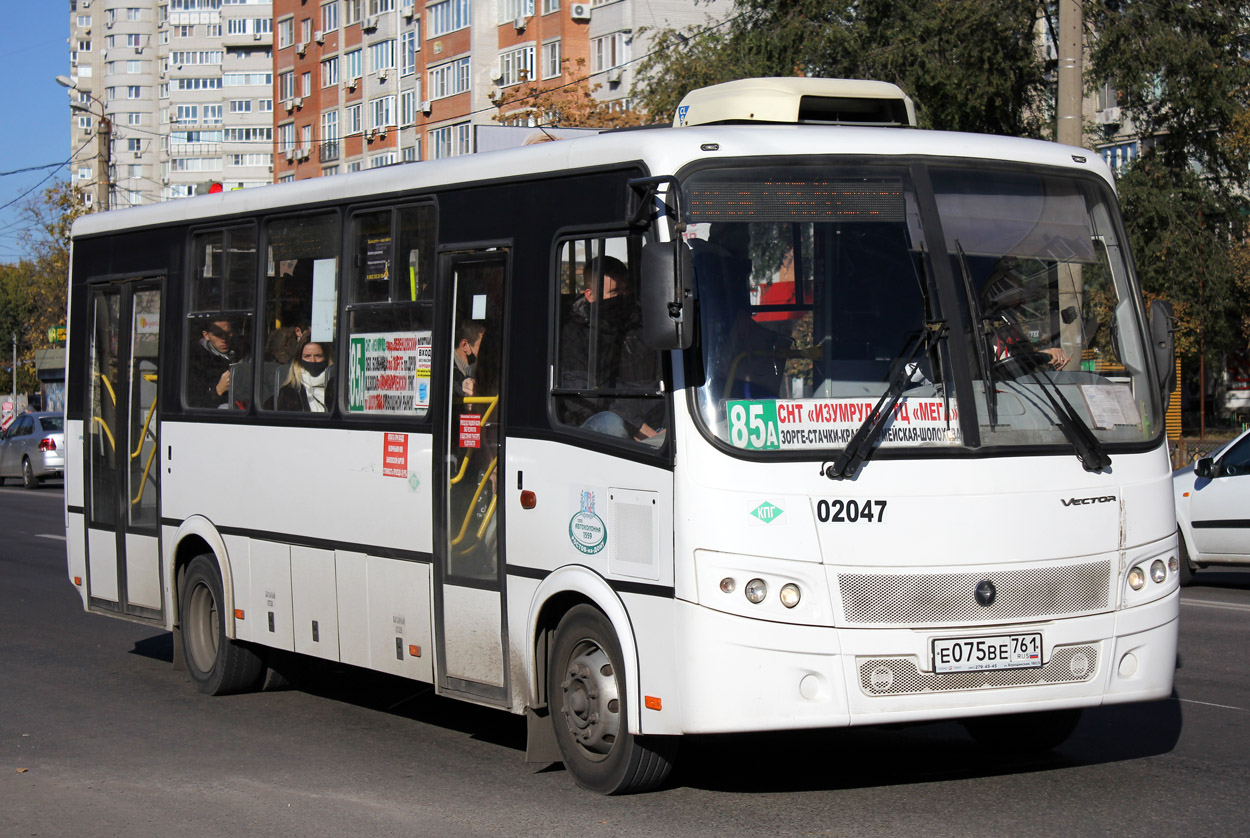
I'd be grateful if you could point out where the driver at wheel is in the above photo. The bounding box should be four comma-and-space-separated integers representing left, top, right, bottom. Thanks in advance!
981, 261, 1069, 371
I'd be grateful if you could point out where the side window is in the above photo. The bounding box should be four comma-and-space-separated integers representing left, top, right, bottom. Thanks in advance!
552, 235, 664, 443
1219, 435, 1250, 477
344, 203, 436, 417
259, 212, 341, 413
185, 226, 256, 410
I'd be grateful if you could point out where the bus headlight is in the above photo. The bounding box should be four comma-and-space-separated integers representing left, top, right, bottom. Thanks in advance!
1168, 555, 1179, 574
744, 578, 768, 604
779, 583, 801, 609
1128, 567, 1146, 591
1150, 560, 1167, 584
719, 577, 736, 594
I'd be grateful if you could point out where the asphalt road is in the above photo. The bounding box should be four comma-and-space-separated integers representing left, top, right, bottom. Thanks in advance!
2, 484, 1248, 837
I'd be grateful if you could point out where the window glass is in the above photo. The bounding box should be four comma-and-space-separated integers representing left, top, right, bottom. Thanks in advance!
38, 416, 65, 433
345, 203, 436, 417
186, 226, 257, 410
260, 212, 341, 412
1219, 434, 1250, 477
552, 235, 664, 443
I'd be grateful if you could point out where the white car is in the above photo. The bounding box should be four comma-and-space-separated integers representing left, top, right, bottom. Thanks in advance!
1174, 427, 1250, 584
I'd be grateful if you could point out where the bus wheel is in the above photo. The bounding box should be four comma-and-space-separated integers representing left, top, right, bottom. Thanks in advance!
962, 707, 1083, 754
548, 605, 676, 794
180, 554, 264, 696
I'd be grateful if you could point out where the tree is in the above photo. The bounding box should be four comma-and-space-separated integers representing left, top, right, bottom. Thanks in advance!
634, 0, 1049, 136
0, 262, 39, 395
17, 180, 87, 355
491, 58, 649, 129
1089, 1, 1250, 425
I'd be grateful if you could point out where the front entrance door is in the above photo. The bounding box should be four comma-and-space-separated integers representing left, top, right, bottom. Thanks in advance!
435, 250, 509, 704
84, 278, 164, 621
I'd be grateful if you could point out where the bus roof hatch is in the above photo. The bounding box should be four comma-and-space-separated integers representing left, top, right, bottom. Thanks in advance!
673, 77, 917, 129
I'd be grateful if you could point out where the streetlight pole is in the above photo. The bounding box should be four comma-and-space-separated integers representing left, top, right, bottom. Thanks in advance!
11, 333, 15, 400
56, 75, 111, 211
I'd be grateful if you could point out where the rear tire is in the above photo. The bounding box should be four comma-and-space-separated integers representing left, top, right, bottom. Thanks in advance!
962, 708, 1082, 754
22, 458, 39, 490
180, 554, 265, 695
548, 604, 677, 794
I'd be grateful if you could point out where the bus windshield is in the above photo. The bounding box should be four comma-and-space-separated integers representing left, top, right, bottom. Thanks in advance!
686, 163, 1161, 456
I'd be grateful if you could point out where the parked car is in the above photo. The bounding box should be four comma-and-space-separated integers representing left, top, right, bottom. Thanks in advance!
1173, 427, 1250, 584
0, 412, 66, 490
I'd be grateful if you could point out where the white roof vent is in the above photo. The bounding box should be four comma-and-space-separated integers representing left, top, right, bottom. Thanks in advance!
673, 77, 917, 129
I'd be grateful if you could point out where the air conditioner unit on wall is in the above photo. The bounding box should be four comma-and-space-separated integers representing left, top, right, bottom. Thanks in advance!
420, 100, 432, 114
570, 3, 590, 21
314, 30, 324, 43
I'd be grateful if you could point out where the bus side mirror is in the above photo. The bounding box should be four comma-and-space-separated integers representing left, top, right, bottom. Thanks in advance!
1149, 299, 1176, 409
640, 240, 694, 350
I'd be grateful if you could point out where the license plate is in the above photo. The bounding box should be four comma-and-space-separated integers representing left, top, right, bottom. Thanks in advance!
932, 633, 1043, 673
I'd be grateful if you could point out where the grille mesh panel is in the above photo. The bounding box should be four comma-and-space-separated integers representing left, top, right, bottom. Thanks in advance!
838, 561, 1110, 626
858, 645, 1099, 696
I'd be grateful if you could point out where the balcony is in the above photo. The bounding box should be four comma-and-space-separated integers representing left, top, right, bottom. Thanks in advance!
319, 141, 340, 163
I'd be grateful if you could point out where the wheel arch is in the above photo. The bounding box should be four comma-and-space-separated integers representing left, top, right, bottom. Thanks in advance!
170, 516, 238, 639
527, 566, 642, 735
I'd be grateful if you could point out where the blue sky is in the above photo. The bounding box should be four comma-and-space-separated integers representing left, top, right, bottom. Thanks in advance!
0, 4, 75, 264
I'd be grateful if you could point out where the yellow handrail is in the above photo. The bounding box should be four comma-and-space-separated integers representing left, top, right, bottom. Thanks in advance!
98, 373, 116, 407
450, 457, 496, 548
91, 416, 115, 452
130, 373, 159, 506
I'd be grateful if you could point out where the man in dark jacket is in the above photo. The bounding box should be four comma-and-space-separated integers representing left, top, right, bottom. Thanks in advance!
187, 319, 240, 408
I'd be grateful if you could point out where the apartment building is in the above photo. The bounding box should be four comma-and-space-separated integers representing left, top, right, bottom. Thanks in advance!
272, 0, 728, 179
67, 0, 276, 207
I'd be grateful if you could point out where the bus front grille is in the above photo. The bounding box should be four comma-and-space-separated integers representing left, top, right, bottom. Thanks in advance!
857, 645, 1099, 696
837, 560, 1111, 626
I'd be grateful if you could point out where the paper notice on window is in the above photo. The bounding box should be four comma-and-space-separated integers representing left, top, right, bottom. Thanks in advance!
1079, 384, 1141, 429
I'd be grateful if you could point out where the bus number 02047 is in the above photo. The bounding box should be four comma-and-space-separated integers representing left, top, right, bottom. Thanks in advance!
816, 499, 887, 523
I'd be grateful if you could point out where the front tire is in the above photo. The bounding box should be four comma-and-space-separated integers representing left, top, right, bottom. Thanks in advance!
548, 605, 677, 794
962, 707, 1082, 754
180, 554, 264, 695
1178, 529, 1197, 587
22, 458, 39, 490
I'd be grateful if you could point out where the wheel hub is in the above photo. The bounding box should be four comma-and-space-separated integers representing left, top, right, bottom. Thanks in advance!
559, 640, 620, 760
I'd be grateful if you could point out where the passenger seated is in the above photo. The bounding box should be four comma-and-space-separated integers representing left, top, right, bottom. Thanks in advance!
188, 318, 245, 409
272, 335, 334, 412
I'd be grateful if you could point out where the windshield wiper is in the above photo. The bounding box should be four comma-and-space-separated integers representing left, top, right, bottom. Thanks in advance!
822, 321, 948, 480
953, 240, 998, 428
998, 338, 1111, 472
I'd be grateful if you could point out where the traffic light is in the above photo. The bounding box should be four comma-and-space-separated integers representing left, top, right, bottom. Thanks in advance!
195, 181, 224, 195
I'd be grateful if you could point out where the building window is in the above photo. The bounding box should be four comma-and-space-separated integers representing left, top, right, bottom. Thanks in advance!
400, 90, 416, 125
403, 144, 418, 162
346, 103, 362, 134
592, 31, 628, 72
230, 99, 252, 113
369, 0, 395, 12
344, 0, 361, 25
542, 39, 561, 79
369, 152, 396, 168
278, 17, 295, 49
127, 85, 142, 99
204, 104, 223, 124
428, 57, 470, 99
302, 72, 312, 96
345, 49, 363, 82
279, 71, 295, 100
430, 121, 470, 159
499, 45, 535, 87
499, 0, 534, 24
175, 104, 199, 123
302, 18, 313, 45
127, 138, 142, 152
126, 33, 142, 48
370, 95, 394, 128
322, 1, 339, 31
542, 0, 559, 13
401, 29, 418, 75
368, 39, 395, 72
259, 99, 274, 112
428, 0, 469, 37
278, 122, 296, 154
322, 57, 339, 87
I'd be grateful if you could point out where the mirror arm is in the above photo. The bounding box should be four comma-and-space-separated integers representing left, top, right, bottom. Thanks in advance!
627, 175, 686, 233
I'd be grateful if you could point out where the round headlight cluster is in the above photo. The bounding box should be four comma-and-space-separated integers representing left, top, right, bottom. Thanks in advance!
1150, 560, 1167, 584
1128, 557, 1174, 593
719, 576, 803, 609
1128, 567, 1146, 590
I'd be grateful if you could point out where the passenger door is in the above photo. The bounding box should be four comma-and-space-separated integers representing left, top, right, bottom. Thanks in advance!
84, 278, 164, 621
1189, 434, 1250, 559
434, 249, 510, 704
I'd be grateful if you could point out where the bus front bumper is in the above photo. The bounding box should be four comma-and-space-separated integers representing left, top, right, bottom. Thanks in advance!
668, 591, 1177, 734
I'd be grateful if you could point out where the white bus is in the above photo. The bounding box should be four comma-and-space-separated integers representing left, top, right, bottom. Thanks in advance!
66, 78, 1180, 794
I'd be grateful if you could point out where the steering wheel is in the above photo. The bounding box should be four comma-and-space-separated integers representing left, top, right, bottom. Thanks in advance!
991, 349, 1053, 380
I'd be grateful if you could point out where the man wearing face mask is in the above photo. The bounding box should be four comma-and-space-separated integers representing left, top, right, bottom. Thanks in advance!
188, 318, 241, 408
273, 336, 335, 412
453, 320, 485, 398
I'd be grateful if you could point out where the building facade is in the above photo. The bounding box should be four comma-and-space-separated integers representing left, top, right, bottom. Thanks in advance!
67, 0, 276, 207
